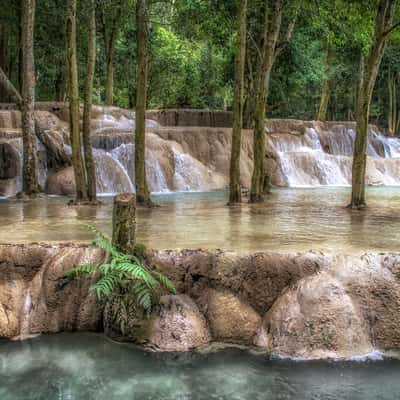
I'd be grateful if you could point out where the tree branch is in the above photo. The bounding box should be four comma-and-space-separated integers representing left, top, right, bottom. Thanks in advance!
383, 20, 400, 37
274, 14, 298, 61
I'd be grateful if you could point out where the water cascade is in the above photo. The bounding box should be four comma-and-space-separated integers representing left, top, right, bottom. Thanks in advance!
3, 108, 400, 196
268, 124, 400, 187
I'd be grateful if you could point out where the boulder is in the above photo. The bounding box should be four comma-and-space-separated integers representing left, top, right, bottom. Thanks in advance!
146, 295, 211, 351
202, 289, 261, 344
255, 272, 373, 359
0, 178, 17, 197
45, 167, 75, 195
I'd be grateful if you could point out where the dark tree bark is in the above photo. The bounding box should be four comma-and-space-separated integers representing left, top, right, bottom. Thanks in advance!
250, 0, 285, 203
229, 0, 248, 204
134, 0, 151, 205
83, 0, 98, 203
21, 0, 39, 195
101, 0, 124, 106
350, 0, 397, 209
112, 193, 136, 255
66, 0, 87, 203
317, 45, 333, 121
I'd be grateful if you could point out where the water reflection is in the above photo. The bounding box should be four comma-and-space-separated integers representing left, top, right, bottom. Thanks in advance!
0, 188, 400, 254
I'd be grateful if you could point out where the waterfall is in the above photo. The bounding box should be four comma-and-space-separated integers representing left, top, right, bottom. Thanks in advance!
270, 125, 400, 187
4, 107, 400, 196
13, 289, 32, 340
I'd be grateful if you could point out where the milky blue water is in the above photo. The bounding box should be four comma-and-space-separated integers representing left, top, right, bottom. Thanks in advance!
0, 333, 399, 400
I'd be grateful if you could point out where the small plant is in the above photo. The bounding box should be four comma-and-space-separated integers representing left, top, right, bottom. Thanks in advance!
65, 225, 176, 314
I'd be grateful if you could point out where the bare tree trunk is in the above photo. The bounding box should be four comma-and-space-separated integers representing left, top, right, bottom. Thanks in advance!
21, 0, 39, 196
0, 25, 10, 102
135, 0, 151, 205
229, 0, 247, 205
250, 0, 284, 203
66, 0, 87, 203
83, 0, 97, 203
105, 54, 114, 106
317, 46, 333, 121
0, 67, 22, 105
101, 0, 124, 106
350, 0, 397, 209
388, 67, 397, 135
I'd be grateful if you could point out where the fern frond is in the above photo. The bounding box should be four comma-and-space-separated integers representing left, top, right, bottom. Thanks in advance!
92, 274, 118, 298
67, 226, 176, 321
152, 271, 176, 294
65, 263, 98, 278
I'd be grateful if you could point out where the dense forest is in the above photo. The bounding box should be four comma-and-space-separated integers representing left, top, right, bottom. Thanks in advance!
1, 0, 400, 124
1, 0, 400, 207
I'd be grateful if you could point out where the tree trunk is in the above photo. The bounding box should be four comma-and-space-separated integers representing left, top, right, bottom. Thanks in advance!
317, 46, 333, 121
135, 0, 151, 205
66, 0, 87, 203
350, 0, 396, 209
101, 0, 124, 106
21, 0, 39, 195
105, 54, 114, 106
250, 0, 283, 203
0, 67, 22, 105
0, 25, 10, 102
83, 0, 97, 203
229, 0, 247, 205
112, 193, 136, 254
388, 68, 397, 135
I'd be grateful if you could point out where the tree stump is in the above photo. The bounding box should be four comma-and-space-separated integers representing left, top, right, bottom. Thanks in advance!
112, 193, 136, 254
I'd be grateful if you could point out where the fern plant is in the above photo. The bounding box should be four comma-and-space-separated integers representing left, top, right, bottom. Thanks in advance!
65, 225, 176, 313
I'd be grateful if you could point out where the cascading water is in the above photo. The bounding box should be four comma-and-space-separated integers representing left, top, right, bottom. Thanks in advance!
3, 107, 400, 196
270, 125, 400, 187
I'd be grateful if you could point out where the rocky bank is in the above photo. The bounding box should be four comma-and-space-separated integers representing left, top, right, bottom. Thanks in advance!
1, 243, 400, 360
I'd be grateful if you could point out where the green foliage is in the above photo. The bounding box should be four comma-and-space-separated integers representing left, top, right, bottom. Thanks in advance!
2, 0, 400, 129
65, 225, 175, 313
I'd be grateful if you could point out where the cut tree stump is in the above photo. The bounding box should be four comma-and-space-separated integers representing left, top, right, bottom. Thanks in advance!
112, 193, 136, 254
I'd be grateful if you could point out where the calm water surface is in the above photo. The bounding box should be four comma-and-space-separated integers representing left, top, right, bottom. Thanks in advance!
0, 333, 399, 400
1, 187, 400, 254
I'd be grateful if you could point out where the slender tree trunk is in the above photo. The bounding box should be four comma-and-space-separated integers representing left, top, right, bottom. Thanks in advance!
250, 0, 283, 203
229, 0, 247, 205
21, 0, 39, 195
0, 67, 22, 105
105, 53, 114, 106
55, 60, 67, 102
101, 0, 124, 106
66, 0, 87, 203
0, 25, 10, 102
83, 0, 97, 203
243, 54, 255, 129
135, 0, 151, 205
317, 46, 333, 121
388, 68, 397, 135
350, 0, 396, 209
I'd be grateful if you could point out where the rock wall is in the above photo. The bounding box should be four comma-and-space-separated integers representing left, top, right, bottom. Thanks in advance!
0, 244, 102, 339
146, 109, 233, 127
2, 243, 400, 360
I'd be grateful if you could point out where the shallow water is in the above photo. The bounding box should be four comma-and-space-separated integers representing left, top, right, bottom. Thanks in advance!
0, 333, 399, 400
1, 187, 400, 254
